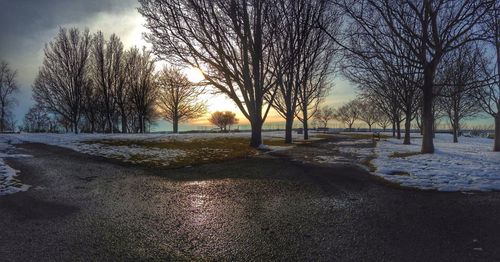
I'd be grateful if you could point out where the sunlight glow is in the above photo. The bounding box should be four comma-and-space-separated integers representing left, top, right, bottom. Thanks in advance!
184, 67, 205, 83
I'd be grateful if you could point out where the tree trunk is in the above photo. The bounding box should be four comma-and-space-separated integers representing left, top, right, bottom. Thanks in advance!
494, 114, 500, 152
396, 118, 401, 139
121, 113, 127, 133
73, 118, 78, 134
285, 114, 293, 144
108, 113, 114, 134
421, 71, 435, 153
453, 125, 458, 143
139, 115, 144, 133
392, 121, 396, 137
302, 107, 309, 140
403, 115, 411, 145
0, 106, 5, 132
303, 119, 309, 140
368, 124, 372, 132
250, 118, 263, 148
173, 117, 179, 133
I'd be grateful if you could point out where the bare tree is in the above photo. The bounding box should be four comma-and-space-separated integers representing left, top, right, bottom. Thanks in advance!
478, 2, 500, 151
90, 32, 125, 133
357, 99, 378, 132
268, 0, 340, 143
115, 62, 130, 133
157, 67, 206, 133
33, 28, 92, 134
81, 79, 100, 133
343, 55, 404, 139
314, 106, 336, 129
23, 105, 51, 132
209, 111, 238, 132
335, 99, 361, 131
376, 111, 391, 132
390, 54, 422, 144
139, 0, 277, 147
341, 0, 492, 153
294, 12, 338, 140
125, 47, 157, 133
0, 61, 18, 132
439, 46, 484, 143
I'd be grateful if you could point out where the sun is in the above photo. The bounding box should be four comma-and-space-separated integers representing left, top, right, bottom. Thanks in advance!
184, 67, 205, 83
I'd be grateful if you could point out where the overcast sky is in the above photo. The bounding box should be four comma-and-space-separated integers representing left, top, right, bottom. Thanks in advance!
0, 1, 491, 131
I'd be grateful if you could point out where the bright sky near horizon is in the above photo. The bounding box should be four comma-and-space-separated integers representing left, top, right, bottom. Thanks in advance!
0, 0, 493, 131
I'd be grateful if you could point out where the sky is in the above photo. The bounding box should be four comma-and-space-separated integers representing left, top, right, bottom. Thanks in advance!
0, 0, 493, 132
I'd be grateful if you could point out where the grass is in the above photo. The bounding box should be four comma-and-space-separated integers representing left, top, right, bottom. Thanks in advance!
361, 155, 377, 172
83, 137, 292, 168
341, 133, 391, 140
389, 171, 411, 176
389, 151, 421, 158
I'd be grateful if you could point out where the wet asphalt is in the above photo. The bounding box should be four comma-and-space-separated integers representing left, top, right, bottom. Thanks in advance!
1, 141, 500, 261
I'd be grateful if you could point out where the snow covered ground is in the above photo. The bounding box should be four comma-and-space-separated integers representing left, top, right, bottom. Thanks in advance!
2, 131, 497, 193
305, 132, 499, 192
373, 134, 500, 192
0, 136, 32, 196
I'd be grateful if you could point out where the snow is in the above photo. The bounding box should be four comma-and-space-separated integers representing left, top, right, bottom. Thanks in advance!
0, 136, 32, 196
307, 132, 499, 192
333, 139, 375, 161
373, 134, 500, 191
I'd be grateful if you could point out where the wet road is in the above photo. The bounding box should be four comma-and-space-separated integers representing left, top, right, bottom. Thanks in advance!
1, 142, 500, 261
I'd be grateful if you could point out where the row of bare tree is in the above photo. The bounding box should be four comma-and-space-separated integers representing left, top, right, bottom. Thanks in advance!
31, 28, 158, 133
320, 100, 389, 133
139, 0, 339, 147
140, 0, 499, 151
336, 0, 499, 152
30, 28, 211, 134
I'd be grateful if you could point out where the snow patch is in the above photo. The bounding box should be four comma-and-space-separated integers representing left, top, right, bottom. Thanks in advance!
0, 136, 31, 196
373, 134, 500, 192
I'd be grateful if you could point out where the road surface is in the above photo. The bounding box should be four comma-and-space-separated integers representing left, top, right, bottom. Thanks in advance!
1, 141, 500, 261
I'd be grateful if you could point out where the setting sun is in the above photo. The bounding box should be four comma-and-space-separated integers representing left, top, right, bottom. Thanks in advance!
184, 66, 205, 83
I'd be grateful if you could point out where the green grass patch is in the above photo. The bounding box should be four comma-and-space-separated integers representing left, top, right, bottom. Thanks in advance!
389, 151, 421, 158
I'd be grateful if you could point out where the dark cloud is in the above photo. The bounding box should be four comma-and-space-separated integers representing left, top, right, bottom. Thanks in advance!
0, 0, 137, 50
